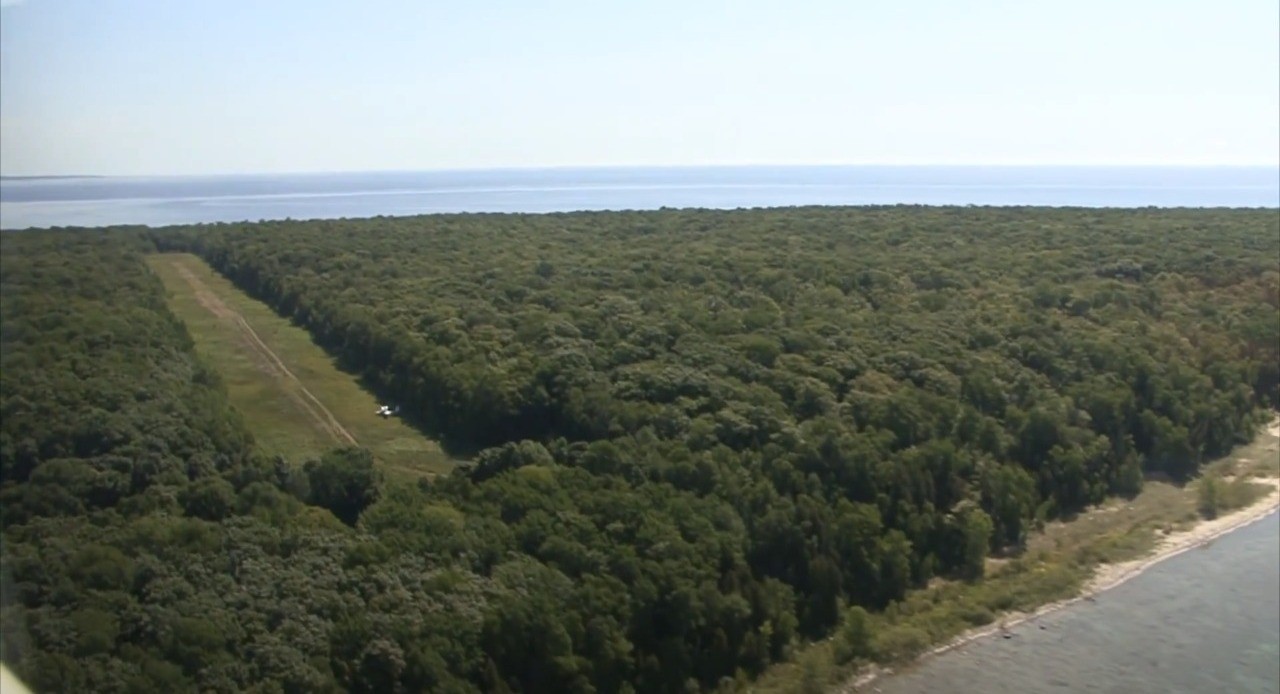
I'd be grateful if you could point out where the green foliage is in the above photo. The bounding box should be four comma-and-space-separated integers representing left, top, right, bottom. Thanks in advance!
832, 606, 874, 665
180, 477, 237, 521
3, 205, 1277, 693
305, 447, 381, 526
1197, 474, 1266, 520
980, 464, 1037, 550
871, 624, 931, 662
959, 507, 994, 581
1197, 476, 1222, 519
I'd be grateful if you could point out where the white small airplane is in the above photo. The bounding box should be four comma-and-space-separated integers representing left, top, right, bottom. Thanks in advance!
376, 404, 400, 418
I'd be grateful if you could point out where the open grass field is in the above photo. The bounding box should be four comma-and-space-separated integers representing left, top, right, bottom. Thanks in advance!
146, 253, 455, 479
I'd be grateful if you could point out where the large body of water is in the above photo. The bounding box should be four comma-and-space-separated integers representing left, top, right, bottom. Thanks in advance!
879, 512, 1280, 694
2, 166, 1277, 229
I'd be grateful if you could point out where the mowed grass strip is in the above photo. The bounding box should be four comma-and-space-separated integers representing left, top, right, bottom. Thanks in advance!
147, 253, 455, 478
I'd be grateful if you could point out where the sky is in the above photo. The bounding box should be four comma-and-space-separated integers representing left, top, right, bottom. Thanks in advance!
0, 0, 1277, 176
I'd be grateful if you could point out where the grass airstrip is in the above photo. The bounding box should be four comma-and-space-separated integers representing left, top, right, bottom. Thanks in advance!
147, 253, 455, 479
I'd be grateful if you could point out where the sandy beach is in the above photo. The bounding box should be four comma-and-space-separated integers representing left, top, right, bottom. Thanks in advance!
841, 420, 1280, 693
1084, 477, 1279, 594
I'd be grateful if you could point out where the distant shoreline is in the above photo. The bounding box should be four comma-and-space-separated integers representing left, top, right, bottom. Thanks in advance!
0, 175, 105, 181
2, 164, 1278, 180
3, 167, 1279, 231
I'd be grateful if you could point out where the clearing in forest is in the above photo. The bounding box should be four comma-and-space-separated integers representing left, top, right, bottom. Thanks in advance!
146, 253, 454, 478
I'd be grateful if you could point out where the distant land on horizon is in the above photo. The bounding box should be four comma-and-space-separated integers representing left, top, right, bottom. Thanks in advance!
0, 174, 107, 181
2, 164, 1277, 230
2, 163, 1278, 180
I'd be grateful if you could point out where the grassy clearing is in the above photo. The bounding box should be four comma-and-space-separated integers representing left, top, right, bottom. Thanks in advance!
746, 416, 1280, 693
147, 253, 455, 479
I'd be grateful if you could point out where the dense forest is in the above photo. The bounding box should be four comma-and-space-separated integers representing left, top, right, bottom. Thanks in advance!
3, 206, 1278, 693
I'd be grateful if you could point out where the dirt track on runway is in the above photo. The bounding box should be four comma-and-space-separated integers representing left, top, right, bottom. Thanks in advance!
167, 256, 358, 447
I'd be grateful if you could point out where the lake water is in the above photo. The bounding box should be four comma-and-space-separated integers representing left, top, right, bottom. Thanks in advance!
2, 166, 1277, 230
878, 511, 1280, 694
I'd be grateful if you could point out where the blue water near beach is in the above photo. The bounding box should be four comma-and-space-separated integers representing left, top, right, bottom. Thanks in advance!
2, 165, 1276, 229
879, 511, 1280, 694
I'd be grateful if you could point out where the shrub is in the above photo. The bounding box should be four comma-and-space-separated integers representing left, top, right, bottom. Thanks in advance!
872, 625, 931, 663
832, 606, 875, 665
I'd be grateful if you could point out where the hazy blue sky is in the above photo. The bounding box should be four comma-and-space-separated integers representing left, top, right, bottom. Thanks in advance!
1, 0, 1276, 175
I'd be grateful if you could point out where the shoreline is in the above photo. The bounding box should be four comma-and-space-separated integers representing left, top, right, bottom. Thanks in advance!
842, 474, 1280, 692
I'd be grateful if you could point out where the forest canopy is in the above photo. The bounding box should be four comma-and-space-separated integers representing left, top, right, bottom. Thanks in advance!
3, 206, 1278, 692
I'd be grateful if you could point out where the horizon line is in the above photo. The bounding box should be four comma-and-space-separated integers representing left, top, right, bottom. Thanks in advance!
3, 161, 1279, 180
